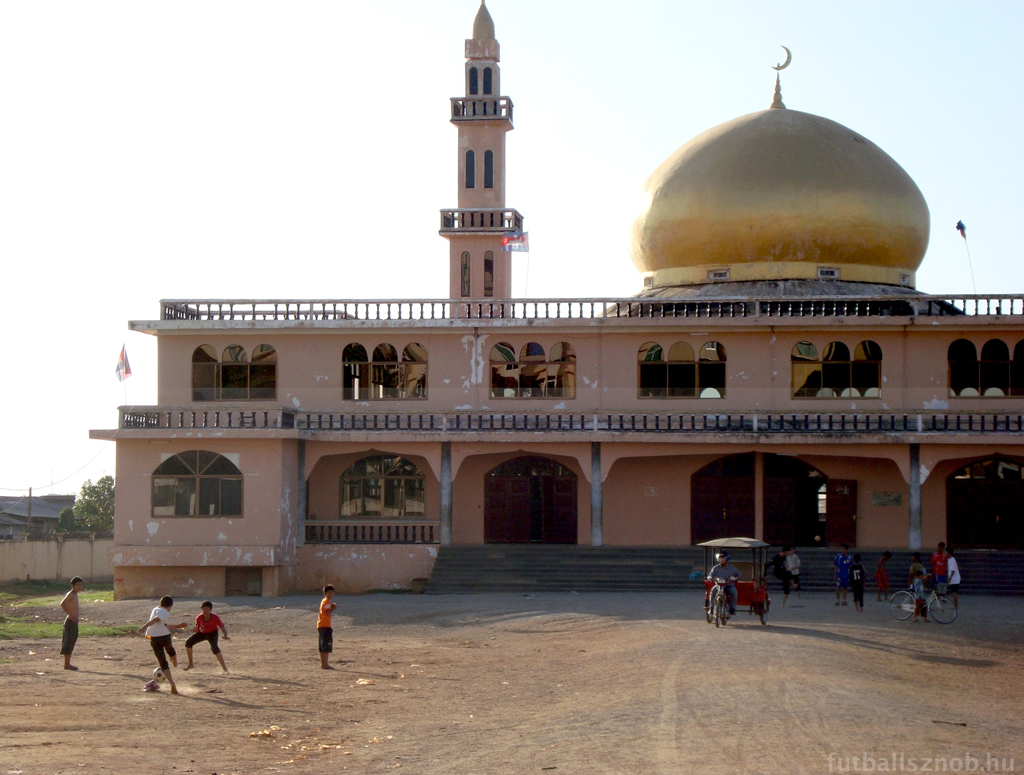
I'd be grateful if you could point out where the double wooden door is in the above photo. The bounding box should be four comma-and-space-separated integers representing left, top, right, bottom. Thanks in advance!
484, 457, 578, 544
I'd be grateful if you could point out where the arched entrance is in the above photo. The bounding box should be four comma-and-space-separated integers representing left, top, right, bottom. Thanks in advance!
946, 458, 1024, 548
484, 457, 578, 544
692, 454, 850, 546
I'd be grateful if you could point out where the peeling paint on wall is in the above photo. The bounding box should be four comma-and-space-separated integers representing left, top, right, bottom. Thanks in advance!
923, 399, 949, 410
461, 334, 487, 384
146, 522, 159, 536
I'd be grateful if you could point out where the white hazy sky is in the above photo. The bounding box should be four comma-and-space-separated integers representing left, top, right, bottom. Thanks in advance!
1, 1, 1022, 497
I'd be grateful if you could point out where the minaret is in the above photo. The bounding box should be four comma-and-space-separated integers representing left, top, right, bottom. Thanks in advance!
440, 1, 521, 300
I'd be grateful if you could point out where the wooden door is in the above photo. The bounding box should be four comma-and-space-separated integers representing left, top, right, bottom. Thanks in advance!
691, 475, 755, 544
226, 568, 262, 597
545, 475, 578, 544
763, 477, 797, 546
825, 480, 858, 546
484, 476, 530, 543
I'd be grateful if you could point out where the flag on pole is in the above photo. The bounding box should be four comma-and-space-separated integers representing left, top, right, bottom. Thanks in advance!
501, 231, 529, 252
956, 220, 967, 239
116, 345, 132, 382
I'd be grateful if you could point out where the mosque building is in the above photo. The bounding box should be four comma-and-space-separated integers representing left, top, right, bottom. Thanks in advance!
93, 2, 1024, 597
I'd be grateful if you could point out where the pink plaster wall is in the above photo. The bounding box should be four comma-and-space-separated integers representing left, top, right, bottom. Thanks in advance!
114, 565, 226, 600
285, 544, 438, 595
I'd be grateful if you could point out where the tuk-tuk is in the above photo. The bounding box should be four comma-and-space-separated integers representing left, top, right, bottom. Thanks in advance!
698, 537, 771, 626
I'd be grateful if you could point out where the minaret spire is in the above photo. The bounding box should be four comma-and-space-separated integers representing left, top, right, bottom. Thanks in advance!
770, 74, 786, 110
439, 3, 522, 301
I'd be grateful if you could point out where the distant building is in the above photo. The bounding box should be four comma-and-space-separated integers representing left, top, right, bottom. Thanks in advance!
92, 2, 1024, 598
0, 495, 74, 539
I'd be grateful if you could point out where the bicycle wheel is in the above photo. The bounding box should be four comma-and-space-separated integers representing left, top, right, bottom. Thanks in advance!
758, 606, 768, 626
929, 595, 958, 624
705, 603, 713, 624
890, 590, 916, 621
714, 596, 722, 628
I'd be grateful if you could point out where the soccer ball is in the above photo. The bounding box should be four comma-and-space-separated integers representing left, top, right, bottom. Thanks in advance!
153, 668, 167, 682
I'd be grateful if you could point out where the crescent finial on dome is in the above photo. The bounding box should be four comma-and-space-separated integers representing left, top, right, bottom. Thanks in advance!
770, 74, 786, 110
472, 1, 496, 40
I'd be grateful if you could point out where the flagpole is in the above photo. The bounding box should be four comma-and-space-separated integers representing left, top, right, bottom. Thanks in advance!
963, 236, 977, 295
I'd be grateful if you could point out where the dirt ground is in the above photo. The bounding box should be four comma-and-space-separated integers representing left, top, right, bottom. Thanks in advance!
1, 590, 1023, 775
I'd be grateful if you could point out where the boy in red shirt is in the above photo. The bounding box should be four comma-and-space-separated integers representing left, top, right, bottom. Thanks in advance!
183, 601, 230, 672
930, 542, 951, 589
318, 584, 338, 670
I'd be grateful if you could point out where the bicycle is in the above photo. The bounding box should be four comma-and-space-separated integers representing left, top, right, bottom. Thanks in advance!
889, 587, 957, 624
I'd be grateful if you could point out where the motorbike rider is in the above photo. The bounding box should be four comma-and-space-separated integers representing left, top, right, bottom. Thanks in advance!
708, 551, 742, 617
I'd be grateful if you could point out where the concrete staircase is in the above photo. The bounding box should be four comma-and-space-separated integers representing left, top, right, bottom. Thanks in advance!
426, 545, 1024, 596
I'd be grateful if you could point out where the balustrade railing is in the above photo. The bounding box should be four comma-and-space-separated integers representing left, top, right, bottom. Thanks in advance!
450, 97, 513, 121
120, 407, 295, 430
304, 520, 439, 544
160, 295, 1024, 323
439, 209, 524, 233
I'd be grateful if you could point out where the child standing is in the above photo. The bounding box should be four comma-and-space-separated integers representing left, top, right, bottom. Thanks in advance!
59, 577, 84, 671
849, 554, 866, 612
834, 544, 853, 606
318, 584, 338, 670
138, 596, 188, 694
911, 570, 930, 623
875, 551, 892, 601
183, 601, 230, 672
908, 552, 924, 588
785, 548, 801, 599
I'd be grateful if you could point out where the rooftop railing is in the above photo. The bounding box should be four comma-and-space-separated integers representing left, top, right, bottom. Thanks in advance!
117, 408, 1024, 435
159, 295, 1024, 322
450, 97, 513, 122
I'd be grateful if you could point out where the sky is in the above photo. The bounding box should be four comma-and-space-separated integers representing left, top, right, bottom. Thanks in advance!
1, 1, 1022, 497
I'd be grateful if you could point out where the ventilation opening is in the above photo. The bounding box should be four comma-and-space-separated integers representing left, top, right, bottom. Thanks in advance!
817, 267, 840, 280
643, 276, 654, 288
708, 269, 730, 281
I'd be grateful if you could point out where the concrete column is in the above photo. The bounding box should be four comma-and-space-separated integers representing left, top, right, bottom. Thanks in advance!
590, 442, 603, 547
296, 440, 307, 547
440, 441, 453, 546
754, 451, 765, 541
908, 443, 922, 550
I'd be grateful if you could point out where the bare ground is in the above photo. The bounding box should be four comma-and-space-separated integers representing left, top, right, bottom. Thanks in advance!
1, 590, 1023, 775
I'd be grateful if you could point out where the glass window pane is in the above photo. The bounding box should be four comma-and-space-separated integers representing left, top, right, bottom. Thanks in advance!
192, 362, 216, 402
154, 454, 193, 477
520, 342, 545, 361
152, 479, 177, 516
823, 342, 850, 361
491, 363, 519, 397
383, 477, 403, 517
853, 340, 882, 361
549, 341, 575, 362
949, 361, 979, 397
792, 341, 817, 361
221, 478, 242, 516
547, 362, 575, 398
373, 343, 398, 362
667, 363, 696, 397
948, 339, 977, 361
822, 362, 851, 394
403, 343, 428, 363
220, 364, 249, 400
222, 345, 248, 363
203, 454, 241, 476
340, 479, 363, 517
199, 477, 220, 516
252, 344, 277, 363
667, 342, 694, 362
793, 363, 822, 397
490, 342, 516, 362
403, 363, 427, 398
343, 343, 368, 362
362, 477, 382, 516
405, 478, 425, 517
174, 478, 197, 516
343, 363, 369, 400
981, 339, 1010, 361
520, 363, 546, 397
980, 361, 1009, 396
852, 361, 881, 396
698, 362, 726, 395
699, 342, 726, 362
638, 342, 663, 363
192, 345, 217, 363
250, 364, 276, 400
639, 363, 667, 397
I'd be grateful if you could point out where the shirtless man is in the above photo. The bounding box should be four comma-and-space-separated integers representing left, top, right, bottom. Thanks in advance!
59, 577, 84, 671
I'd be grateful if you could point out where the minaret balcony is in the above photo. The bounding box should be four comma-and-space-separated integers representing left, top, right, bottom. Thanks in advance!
450, 97, 513, 123
440, 208, 523, 234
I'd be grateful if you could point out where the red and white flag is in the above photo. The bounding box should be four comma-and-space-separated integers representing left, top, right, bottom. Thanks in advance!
501, 231, 529, 252
116, 345, 132, 382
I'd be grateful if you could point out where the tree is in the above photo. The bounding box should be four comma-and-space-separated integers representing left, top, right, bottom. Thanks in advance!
73, 476, 115, 533
58, 507, 76, 530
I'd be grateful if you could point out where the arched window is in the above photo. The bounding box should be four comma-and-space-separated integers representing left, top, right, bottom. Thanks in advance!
981, 339, 1010, 396
483, 251, 494, 297
668, 342, 696, 397
465, 150, 475, 189
948, 339, 979, 397
519, 343, 547, 397
1013, 341, 1024, 396
791, 342, 821, 398
192, 344, 277, 402
697, 342, 726, 398
460, 251, 471, 297
192, 345, 218, 401
637, 342, 665, 397
342, 343, 427, 401
152, 451, 242, 518
793, 341, 881, 398
483, 66, 493, 95
484, 150, 494, 189
852, 340, 882, 397
489, 342, 574, 399
547, 342, 576, 398
340, 455, 425, 519
468, 67, 479, 95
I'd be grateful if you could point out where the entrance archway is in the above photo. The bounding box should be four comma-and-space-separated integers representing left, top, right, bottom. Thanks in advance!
484, 457, 578, 544
946, 458, 1024, 548
692, 454, 850, 546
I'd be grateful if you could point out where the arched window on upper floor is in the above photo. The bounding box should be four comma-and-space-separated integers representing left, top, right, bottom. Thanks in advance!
342, 343, 427, 401
980, 339, 1010, 396
947, 339, 1016, 397
489, 342, 575, 399
792, 341, 880, 398
697, 342, 726, 399
484, 150, 494, 189
152, 451, 242, 518
465, 150, 475, 189
483, 251, 494, 297
638, 341, 722, 398
468, 67, 479, 96
460, 251, 471, 297
192, 344, 276, 402
483, 66, 493, 95
1013, 341, 1024, 396
340, 455, 426, 519
948, 339, 978, 397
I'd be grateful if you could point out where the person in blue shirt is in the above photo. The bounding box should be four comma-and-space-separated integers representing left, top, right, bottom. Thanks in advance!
834, 543, 853, 606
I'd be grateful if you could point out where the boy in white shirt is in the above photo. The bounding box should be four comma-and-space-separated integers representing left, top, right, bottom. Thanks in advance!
946, 548, 961, 607
138, 595, 188, 694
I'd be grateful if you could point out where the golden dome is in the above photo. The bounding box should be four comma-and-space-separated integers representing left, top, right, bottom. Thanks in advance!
631, 107, 930, 288
472, 1, 495, 40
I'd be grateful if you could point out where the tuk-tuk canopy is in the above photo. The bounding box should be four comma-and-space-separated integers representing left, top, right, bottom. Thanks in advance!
696, 537, 770, 549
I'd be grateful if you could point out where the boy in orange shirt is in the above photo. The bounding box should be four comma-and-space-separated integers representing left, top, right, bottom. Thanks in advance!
318, 584, 338, 669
